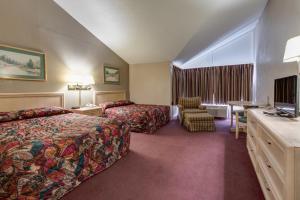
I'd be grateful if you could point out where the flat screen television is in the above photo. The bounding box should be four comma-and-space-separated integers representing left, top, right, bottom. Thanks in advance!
274, 75, 299, 118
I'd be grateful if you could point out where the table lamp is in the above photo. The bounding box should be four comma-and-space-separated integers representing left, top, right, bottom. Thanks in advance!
283, 35, 300, 74
67, 74, 95, 108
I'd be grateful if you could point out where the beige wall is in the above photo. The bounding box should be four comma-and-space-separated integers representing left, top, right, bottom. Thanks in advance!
255, 0, 300, 104
0, 0, 129, 108
129, 62, 171, 105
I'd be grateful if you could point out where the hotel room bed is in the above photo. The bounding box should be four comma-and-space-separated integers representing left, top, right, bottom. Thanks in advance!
0, 107, 130, 199
100, 100, 170, 133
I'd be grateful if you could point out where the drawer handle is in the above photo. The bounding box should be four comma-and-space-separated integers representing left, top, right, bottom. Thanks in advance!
267, 164, 272, 169
266, 141, 272, 145
266, 187, 271, 192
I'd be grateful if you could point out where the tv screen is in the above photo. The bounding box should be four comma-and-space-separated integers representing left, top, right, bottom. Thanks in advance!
274, 75, 299, 117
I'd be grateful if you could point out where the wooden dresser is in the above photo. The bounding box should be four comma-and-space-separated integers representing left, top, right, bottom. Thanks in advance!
247, 109, 300, 200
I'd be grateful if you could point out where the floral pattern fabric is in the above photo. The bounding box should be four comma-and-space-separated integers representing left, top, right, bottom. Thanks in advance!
0, 112, 130, 199
0, 112, 18, 123
104, 104, 170, 133
0, 107, 71, 123
99, 100, 134, 111
18, 106, 72, 120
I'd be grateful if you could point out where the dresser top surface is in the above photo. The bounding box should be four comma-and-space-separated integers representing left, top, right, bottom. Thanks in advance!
71, 106, 101, 111
249, 109, 300, 147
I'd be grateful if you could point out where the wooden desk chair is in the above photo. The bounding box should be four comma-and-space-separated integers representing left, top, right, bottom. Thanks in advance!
235, 110, 247, 139
235, 105, 258, 139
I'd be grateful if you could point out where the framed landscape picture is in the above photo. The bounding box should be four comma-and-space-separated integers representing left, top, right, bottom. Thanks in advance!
0, 45, 46, 81
104, 65, 120, 84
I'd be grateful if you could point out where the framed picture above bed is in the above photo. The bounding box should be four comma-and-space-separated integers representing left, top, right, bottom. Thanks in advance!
0, 44, 46, 81
104, 65, 120, 84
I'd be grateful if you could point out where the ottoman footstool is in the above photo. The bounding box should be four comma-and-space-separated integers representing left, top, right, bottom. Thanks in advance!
184, 112, 216, 132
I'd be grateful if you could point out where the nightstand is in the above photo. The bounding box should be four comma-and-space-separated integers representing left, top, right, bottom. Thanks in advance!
71, 106, 102, 116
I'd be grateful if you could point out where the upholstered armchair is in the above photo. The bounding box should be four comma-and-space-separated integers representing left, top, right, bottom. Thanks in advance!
178, 97, 207, 124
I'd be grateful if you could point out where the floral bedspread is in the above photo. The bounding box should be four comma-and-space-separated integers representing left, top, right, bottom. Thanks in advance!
104, 104, 170, 133
0, 112, 130, 199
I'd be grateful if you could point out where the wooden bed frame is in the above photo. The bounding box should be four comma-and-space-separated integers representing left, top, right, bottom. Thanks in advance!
94, 91, 126, 105
0, 92, 64, 112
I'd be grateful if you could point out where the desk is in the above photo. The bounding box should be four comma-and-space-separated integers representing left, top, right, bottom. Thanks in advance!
227, 101, 265, 128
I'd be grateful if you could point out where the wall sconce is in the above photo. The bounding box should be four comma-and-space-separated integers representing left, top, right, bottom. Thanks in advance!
67, 74, 95, 108
68, 84, 92, 91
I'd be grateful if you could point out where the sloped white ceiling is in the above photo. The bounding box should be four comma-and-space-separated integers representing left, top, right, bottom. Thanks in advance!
54, 0, 267, 65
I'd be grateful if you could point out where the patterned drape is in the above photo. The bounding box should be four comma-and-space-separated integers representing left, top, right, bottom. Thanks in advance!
172, 64, 253, 105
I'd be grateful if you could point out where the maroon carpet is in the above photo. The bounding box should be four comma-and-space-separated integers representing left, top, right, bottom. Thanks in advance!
63, 119, 264, 200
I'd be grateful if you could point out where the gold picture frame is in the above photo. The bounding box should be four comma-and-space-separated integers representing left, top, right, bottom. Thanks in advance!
0, 44, 46, 81
103, 64, 120, 85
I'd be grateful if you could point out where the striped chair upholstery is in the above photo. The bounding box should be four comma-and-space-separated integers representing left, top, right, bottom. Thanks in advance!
178, 97, 202, 108
184, 112, 216, 132
178, 97, 207, 124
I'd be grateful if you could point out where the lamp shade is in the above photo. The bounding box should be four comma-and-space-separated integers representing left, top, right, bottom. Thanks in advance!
67, 74, 95, 85
283, 35, 300, 63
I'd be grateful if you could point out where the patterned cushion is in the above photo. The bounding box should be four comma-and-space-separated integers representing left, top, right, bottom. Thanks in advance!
183, 112, 215, 132
99, 101, 114, 110
0, 111, 18, 123
182, 109, 207, 114
184, 113, 214, 122
18, 106, 71, 120
178, 97, 202, 109
184, 120, 216, 132
239, 116, 247, 123
99, 100, 134, 110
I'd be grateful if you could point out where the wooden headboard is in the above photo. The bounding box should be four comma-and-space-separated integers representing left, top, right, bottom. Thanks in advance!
94, 91, 126, 105
0, 92, 65, 112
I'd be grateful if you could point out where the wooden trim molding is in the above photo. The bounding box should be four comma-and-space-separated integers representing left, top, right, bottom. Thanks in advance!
0, 92, 64, 112
94, 90, 126, 105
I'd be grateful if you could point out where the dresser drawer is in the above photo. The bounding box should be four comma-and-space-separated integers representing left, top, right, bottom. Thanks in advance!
247, 139, 257, 171
247, 133, 256, 152
257, 162, 277, 200
247, 125, 256, 146
85, 110, 100, 116
247, 113, 257, 131
258, 124, 285, 177
257, 147, 284, 200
